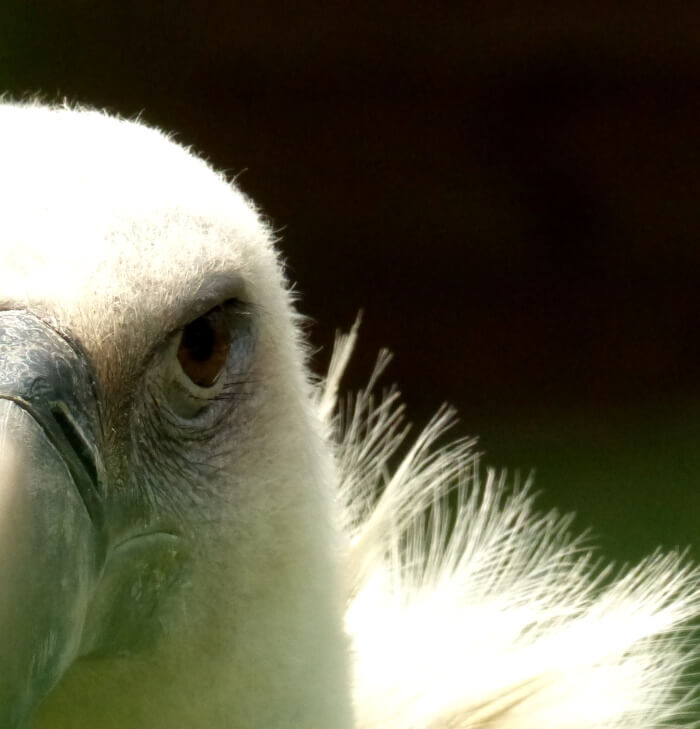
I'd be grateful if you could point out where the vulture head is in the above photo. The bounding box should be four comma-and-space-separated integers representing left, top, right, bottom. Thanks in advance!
0, 102, 698, 729
0, 103, 351, 728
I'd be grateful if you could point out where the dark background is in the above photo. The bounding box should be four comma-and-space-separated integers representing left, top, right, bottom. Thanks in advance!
1, 2, 699, 564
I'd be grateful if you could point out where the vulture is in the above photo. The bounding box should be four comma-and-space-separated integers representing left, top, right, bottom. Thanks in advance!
0, 101, 697, 729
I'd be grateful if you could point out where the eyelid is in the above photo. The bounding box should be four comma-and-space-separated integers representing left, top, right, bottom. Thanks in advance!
172, 273, 248, 331
173, 299, 253, 342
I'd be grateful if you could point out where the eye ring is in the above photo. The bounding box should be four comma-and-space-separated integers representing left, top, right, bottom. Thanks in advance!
176, 306, 231, 389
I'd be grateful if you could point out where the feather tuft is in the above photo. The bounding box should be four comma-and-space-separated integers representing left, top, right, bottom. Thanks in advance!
323, 327, 700, 729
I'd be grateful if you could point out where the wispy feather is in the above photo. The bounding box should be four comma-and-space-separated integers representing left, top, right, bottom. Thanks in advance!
323, 327, 700, 729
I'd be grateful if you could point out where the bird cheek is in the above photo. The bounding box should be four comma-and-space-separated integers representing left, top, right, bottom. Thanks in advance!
79, 531, 188, 657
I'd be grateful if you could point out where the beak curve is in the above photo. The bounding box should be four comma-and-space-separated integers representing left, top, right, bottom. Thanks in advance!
0, 311, 105, 727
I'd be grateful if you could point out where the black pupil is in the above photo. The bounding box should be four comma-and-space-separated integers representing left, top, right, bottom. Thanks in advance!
182, 314, 217, 361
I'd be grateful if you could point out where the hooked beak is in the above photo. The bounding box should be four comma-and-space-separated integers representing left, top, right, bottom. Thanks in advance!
0, 311, 105, 727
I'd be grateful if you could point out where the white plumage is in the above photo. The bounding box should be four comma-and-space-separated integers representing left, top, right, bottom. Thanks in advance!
332, 332, 699, 729
0, 102, 696, 729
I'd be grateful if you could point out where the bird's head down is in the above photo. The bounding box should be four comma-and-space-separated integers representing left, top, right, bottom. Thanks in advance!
0, 103, 352, 728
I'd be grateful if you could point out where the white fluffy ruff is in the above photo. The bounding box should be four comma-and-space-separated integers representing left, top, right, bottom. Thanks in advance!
325, 326, 700, 729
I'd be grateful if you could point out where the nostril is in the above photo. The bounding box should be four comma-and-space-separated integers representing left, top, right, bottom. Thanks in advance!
50, 404, 99, 493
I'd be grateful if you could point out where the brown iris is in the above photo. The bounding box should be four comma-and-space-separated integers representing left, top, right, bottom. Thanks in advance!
177, 306, 231, 388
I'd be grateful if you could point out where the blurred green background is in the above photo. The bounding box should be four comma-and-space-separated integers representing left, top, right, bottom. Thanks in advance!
1, 2, 699, 570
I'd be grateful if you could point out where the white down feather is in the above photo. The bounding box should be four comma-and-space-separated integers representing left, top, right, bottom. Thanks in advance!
325, 325, 700, 729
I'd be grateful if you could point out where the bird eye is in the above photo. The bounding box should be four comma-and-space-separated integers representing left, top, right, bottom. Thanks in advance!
176, 306, 231, 388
